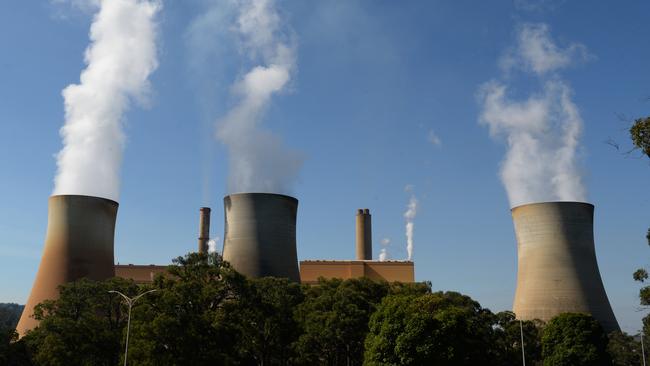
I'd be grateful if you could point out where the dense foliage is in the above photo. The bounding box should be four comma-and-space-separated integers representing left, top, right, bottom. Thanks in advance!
630, 116, 650, 158
1, 253, 639, 365
541, 313, 611, 366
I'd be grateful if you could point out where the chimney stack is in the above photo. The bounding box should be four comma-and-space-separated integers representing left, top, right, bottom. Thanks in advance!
198, 207, 211, 254
356, 208, 372, 260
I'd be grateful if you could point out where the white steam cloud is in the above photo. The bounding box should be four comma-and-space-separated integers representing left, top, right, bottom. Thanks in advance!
403, 188, 417, 261
216, 0, 301, 194
207, 237, 220, 254
379, 238, 390, 261
478, 23, 587, 208
52, 0, 161, 201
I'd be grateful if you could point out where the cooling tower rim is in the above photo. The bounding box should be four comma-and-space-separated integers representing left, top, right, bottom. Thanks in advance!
49, 194, 118, 207
510, 200, 593, 212
223, 192, 298, 203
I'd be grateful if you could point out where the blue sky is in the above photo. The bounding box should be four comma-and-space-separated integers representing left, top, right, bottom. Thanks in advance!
1, 1, 649, 333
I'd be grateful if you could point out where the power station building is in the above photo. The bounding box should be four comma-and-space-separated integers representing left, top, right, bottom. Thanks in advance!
300, 208, 414, 283
116, 205, 415, 285
18, 193, 617, 336
511, 201, 619, 332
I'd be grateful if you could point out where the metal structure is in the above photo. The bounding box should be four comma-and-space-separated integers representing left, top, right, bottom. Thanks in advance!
355, 208, 372, 260
511, 201, 619, 332
198, 207, 211, 254
16, 195, 118, 336
109, 289, 157, 366
222, 193, 300, 281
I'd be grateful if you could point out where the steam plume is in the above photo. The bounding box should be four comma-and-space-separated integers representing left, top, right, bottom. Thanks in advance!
52, 0, 161, 201
207, 237, 219, 254
478, 23, 587, 208
404, 189, 417, 261
216, 0, 301, 194
379, 238, 390, 261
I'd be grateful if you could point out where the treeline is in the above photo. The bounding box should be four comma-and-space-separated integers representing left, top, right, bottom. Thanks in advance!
0, 253, 644, 365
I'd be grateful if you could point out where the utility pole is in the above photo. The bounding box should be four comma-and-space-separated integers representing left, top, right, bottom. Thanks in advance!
109, 289, 157, 366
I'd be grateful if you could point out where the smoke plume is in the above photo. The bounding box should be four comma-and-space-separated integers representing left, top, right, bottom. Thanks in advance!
379, 238, 390, 261
478, 23, 587, 208
207, 237, 220, 254
52, 0, 161, 201
404, 189, 417, 261
215, 0, 301, 194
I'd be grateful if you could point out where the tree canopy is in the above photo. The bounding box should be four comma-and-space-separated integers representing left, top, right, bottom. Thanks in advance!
541, 313, 611, 366
3, 252, 642, 365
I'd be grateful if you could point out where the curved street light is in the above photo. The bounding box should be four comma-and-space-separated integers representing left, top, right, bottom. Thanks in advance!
109, 289, 157, 366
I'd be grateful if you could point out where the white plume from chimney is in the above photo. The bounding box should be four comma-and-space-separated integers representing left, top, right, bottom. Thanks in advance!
478, 23, 588, 208
216, 0, 301, 195
404, 186, 418, 261
52, 0, 161, 201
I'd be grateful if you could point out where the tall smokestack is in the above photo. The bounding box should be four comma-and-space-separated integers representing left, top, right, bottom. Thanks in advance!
512, 201, 619, 332
222, 193, 299, 281
198, 207, 211, 254
356, 209, 372, 260
16, 195, 118, 336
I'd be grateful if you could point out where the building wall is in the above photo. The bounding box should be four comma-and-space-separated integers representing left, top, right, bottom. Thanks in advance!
299, 260, 415, 284
114, 264, 167, 284
115, 260, 415, 285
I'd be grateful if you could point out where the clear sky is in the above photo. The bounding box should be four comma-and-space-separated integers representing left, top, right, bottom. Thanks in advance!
0, 1, 648, 333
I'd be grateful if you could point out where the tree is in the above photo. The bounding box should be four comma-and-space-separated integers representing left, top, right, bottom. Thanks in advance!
630, 116, 650, 158
607, 331, 642, 366
493, 311, 543, 365
630, 114, 650, 343
364, 291, 501, 366
22, 277, 138, 366
231, 276, 304, 365
0, 304, 24, 331
127, 252, 247, 366
294, 277, 392, 366
541, 313, 611, 366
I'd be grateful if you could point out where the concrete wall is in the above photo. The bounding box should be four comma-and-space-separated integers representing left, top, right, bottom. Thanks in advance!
300, 260, 414, 284
512, 201, 619, 332
222, 193, 300, 282
17, 195, 118, 336
115, 264, 167, 284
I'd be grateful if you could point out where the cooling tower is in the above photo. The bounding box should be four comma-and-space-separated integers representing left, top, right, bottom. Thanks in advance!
198, 207, 211, 254
222, 193, 300, 282
16, 195, 118, 336
356, 208, 372, 260
512, 201, 619, 332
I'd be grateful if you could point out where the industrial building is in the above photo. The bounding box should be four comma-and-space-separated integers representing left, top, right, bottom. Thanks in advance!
17, 192, 617, 336
116, 205, 415, 285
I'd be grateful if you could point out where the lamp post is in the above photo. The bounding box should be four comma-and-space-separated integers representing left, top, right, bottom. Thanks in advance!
109, 289, 157, 366
519, 319, 526, 366
642, 331, 647, 366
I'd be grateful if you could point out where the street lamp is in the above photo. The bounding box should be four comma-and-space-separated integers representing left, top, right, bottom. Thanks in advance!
519, 319, 526, 366
109, 289, 157, 366
641, 331, 647, 366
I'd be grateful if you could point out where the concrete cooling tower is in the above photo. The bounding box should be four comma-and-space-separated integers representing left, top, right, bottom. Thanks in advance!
222, 193, 300, 282
511, 201, 619, 332
16, 195, 118, 336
